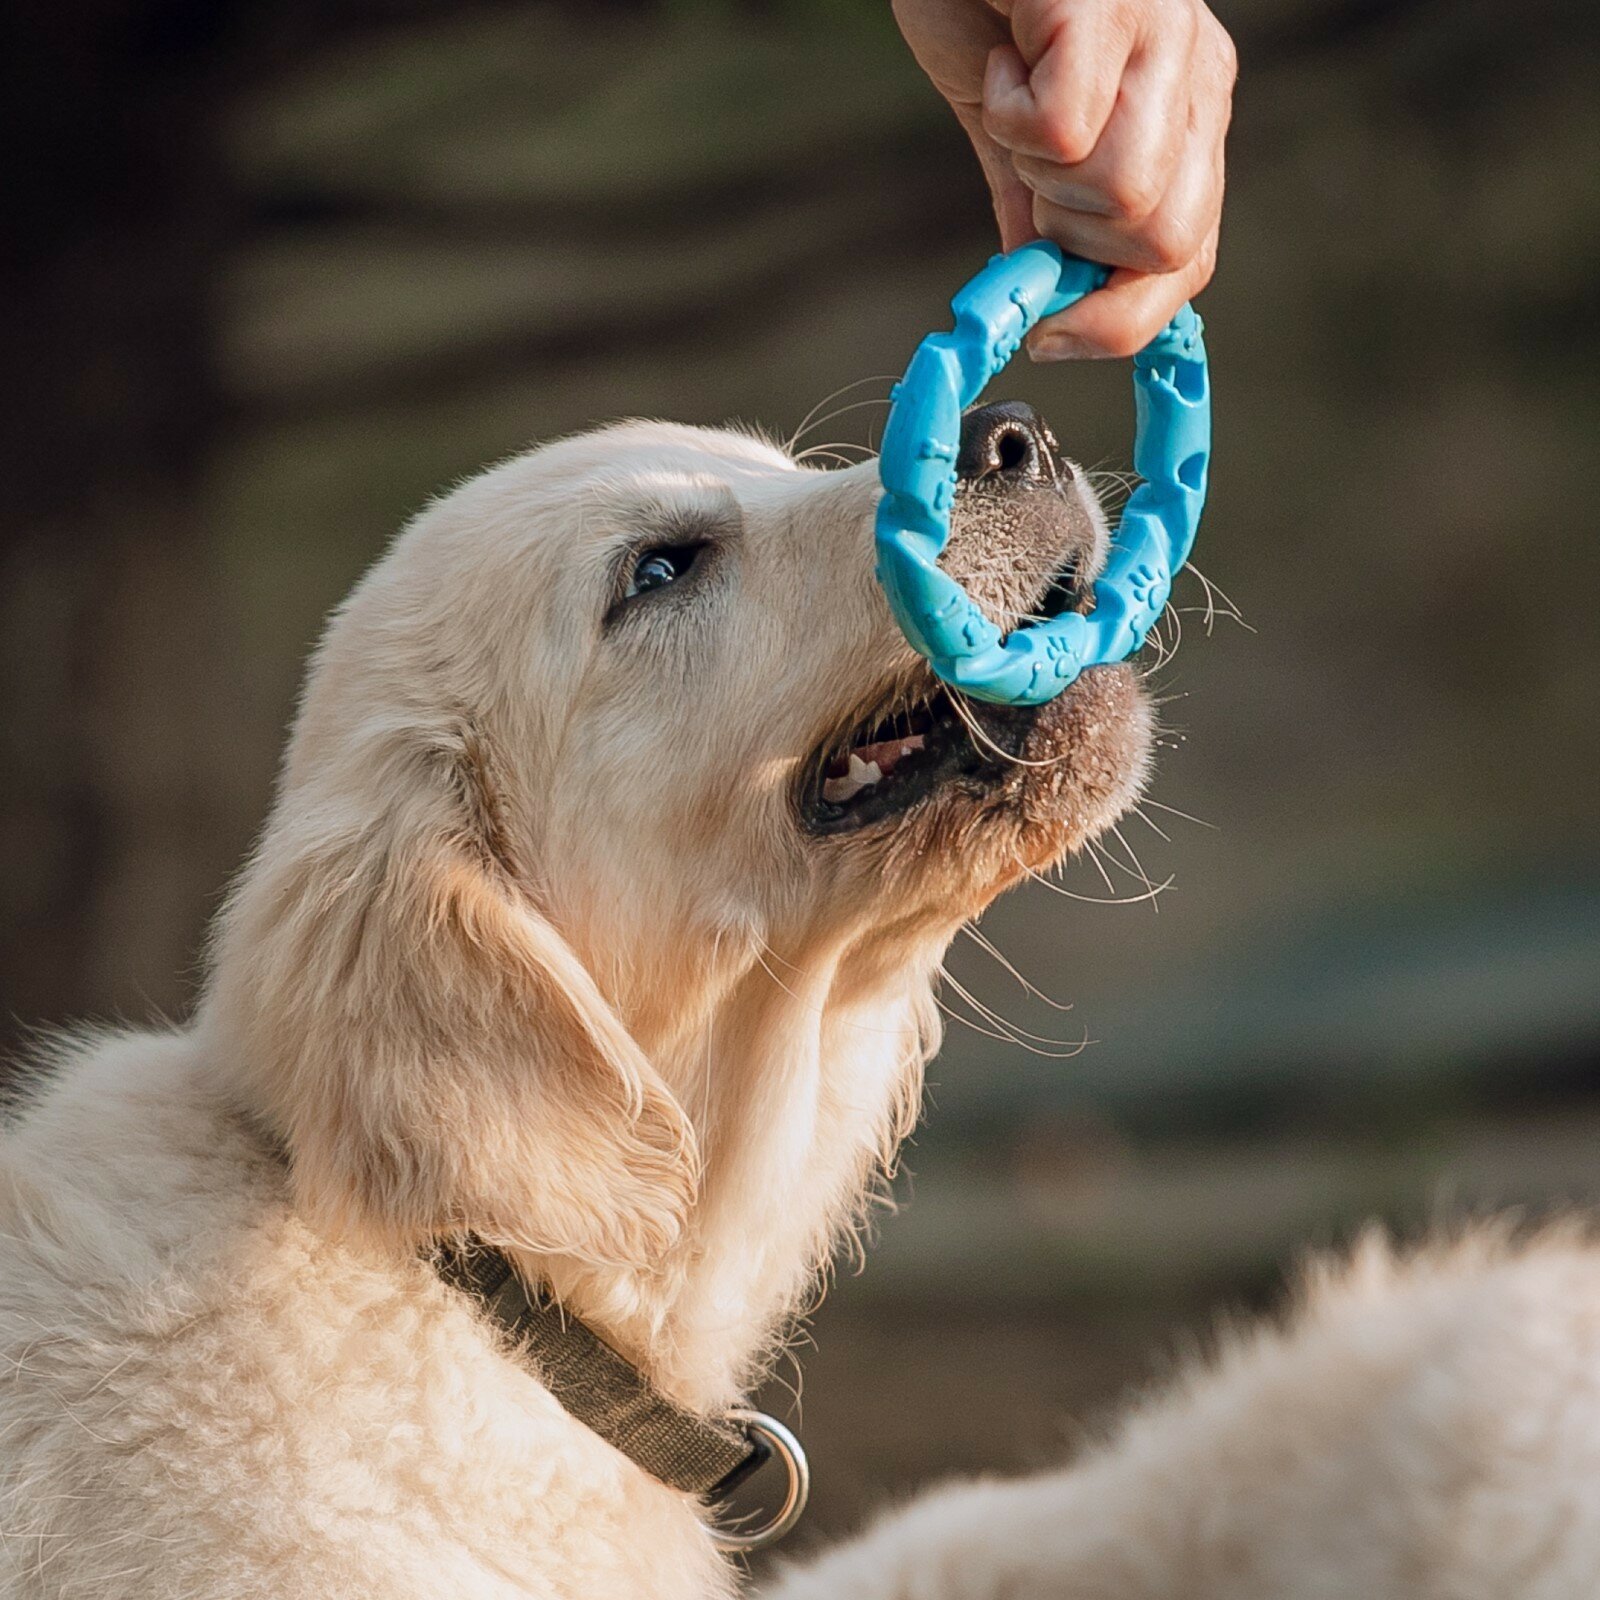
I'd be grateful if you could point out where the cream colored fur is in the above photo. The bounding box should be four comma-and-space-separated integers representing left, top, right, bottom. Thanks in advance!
765, 1227, 1600, 1599
0, 420, 1147, 1599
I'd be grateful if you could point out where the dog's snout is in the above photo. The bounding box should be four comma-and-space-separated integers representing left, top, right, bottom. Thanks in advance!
939, 398, 1102, 632
956, 401, 1063, 487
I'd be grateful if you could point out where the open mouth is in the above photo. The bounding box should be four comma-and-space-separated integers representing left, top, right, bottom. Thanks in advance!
800, 553, 1086, 837
800, 688, 1024, 835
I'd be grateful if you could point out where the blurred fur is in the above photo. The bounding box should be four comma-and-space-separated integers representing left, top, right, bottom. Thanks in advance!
765, 1224, 1600, 1599
0, 421, 1148, 1599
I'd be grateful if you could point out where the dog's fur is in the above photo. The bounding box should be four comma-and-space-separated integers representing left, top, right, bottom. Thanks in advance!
0, 420, 1150, 1599
764, 1226, 1600, 1599
14, 419, 1587, 1600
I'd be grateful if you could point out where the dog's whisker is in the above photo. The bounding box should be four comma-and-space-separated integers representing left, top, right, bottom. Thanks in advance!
1182, 560, 1255, 636
1169, 603, 1244, 623
947, 690, 1073, 770
787, 395, 894, 454
1107, 822, 1160, 911
1143, 602, 1182, 675
1139, 796, 1219, 829
1129, 803, 1173, 842
1021, 861, 1176, 907
959, 924, 1075, 1012
1089, 832, 1158, 891
938, 965, 1081, 1049
1079, 838, 1121, 898
795, 438, 877, 458
1089, 834, 1158, 892
1086, 475, 1137, 508
933, 988, 1088, 1059
785, 375, 898, 453
931, 990, 1028, 1048
794, 441, 879, 470
794, 450, 875, 470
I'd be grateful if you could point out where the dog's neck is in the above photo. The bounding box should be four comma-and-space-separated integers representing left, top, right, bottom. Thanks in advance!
511, 943, 938, 1414
198, 725, 946, 1423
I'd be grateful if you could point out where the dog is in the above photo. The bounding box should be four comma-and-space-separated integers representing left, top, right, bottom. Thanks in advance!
0, 402, 1151, 1599
763, 1225, 1600, 1599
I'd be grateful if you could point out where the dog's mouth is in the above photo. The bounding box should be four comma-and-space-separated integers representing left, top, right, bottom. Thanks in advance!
798, 403, 1155, 848
800, 554, 1087, 837
802, 690, 967, 835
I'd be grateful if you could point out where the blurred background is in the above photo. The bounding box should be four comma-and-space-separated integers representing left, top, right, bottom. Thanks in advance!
3, 0, 1597, 1565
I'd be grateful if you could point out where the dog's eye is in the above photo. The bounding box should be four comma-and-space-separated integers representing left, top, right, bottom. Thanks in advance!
624, 543, 705, 600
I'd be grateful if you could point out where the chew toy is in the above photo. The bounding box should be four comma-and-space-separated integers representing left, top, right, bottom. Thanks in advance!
875, 241, 1210, 706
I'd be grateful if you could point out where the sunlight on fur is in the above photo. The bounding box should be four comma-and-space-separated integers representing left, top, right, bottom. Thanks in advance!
763, 1224, 1600, 1600
0, 420, 1150, 1599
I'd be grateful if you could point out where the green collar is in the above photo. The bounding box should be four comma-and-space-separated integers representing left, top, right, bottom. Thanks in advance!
431, 1240, 809, 1551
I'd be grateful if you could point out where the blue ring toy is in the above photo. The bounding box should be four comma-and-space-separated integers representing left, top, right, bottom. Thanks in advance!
874, 240, 1210, 706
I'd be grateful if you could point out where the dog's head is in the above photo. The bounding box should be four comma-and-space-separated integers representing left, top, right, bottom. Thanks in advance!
203, 407, 1152, 1387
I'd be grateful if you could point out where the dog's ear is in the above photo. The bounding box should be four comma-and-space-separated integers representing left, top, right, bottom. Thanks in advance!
205, 728, 696, 1268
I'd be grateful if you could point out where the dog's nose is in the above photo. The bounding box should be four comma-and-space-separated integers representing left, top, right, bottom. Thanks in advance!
955, 401, 1063, 487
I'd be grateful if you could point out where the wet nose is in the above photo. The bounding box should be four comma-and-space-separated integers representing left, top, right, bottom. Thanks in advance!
955, 400, 1063, 486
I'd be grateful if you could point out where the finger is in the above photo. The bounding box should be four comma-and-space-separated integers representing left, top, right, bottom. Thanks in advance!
1006, 7, 1198, 223
1025, 57, 1226, 277
1028, 243, 1211, 361
981, 17, 1133, 168
1027, 207, 1219, 362
1038, 115, 1223, 358
1030, 97, 1226, 358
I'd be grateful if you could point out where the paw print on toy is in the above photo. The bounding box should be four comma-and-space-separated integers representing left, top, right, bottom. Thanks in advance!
1127, 562, 1168, 616
958, 606, 992, 652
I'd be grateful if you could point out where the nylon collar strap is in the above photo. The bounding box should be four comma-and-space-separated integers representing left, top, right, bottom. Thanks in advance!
432, 1240, 768, 1501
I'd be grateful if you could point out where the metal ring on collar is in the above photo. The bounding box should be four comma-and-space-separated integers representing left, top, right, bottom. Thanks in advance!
706, 1409, 810, 1554
874, 240, 1211, 706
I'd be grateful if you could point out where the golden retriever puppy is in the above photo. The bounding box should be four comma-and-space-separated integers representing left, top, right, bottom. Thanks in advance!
764, 1227, 1600, 1600
0, 408, 1150, 1599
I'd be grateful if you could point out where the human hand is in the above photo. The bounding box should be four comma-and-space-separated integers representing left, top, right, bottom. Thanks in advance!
893, 0, 1236, 359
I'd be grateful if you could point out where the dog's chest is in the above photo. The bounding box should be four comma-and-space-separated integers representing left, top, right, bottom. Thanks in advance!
0, 1154, 730, 1600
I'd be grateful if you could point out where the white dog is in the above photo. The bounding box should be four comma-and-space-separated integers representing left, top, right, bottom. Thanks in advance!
0, 405, 1151, 1599
764, 1224, 1600, 1598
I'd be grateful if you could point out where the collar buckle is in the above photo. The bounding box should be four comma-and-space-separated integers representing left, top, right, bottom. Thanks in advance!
706, 1409, 810, 1554
433, 1242, 811, 1551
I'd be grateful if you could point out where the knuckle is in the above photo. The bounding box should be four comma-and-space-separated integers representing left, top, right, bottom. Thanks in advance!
1102, 169, 1162, 223
1038, 109, 1097, 166
978, 102, 1012, 148
1139, 210, 1201, 273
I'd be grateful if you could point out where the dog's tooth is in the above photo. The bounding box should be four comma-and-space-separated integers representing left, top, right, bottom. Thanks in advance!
823, 756, 884, 807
